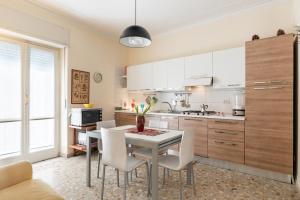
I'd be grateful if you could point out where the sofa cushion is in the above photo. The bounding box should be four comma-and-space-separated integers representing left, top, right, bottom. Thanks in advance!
0, 161, 32, 190
0, 179, 64, 200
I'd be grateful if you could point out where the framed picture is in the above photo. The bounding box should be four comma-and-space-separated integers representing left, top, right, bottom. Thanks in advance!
71, 69, 90, 104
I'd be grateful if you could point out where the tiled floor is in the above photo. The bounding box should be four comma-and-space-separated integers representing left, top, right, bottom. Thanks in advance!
33, 155, 300, 200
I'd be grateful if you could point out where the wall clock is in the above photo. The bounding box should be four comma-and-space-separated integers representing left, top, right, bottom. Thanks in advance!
93, 72, 102, 83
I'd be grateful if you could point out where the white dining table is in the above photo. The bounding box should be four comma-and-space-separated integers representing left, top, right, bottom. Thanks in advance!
86, 125, 183, 200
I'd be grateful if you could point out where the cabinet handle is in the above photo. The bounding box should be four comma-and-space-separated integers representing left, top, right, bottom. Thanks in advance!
215, 130, 238, 135
214, 120, 238, 124
253, 81, 267, 85
161, 116, 178, 120
214, 141, 224, 145
253, 86, 283, 90
253, 80, 286, 85
214, 140, 237, 146
226, 142, 237, 146
227, 84, 240, 87
184, 118, 203, 121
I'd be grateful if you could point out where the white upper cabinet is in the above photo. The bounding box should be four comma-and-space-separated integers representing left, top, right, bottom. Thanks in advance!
153, 60, 168, 90
166, 57, 185, 90
127, 63, 153, 91
184, 52, 213, 86
213, 47, 245, 88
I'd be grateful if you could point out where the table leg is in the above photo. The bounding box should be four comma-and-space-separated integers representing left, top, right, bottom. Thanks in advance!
151, 146, 159, 200
86, 135, 92, 187
186, 163, 192, 185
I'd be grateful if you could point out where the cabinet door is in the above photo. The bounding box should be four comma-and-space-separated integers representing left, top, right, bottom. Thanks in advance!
127, 63, 153, 91
166, 58, 185, 90
137, 63, 153, 90
245, 84, 293, 174
153, 61, 168, 90
246, 34, 294, 86
115, 113, 136, 126
184, 52, 213, 85
179, 117, 208, 157
127, 65, 139, 91
213, 47, 245, 88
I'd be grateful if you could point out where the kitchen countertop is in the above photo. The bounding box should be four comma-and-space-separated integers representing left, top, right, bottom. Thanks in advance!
115, 110, 245, 121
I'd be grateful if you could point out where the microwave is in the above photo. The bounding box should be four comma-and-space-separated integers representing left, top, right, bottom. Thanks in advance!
71, 108, 102, 126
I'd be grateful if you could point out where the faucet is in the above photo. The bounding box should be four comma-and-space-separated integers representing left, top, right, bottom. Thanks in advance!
162, 101, 173, 112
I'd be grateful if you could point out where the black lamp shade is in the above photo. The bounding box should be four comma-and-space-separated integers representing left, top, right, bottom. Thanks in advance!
120, 25, 152, 48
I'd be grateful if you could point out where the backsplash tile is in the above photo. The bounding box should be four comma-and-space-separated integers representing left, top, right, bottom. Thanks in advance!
124, 87, 244, 114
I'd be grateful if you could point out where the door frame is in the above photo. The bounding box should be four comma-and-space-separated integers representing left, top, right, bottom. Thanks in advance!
0, 36, 61, 165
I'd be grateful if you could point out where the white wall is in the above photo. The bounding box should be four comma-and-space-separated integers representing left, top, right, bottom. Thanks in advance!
128, 0, 296, 65
293, 0, 300, 28
0, 0, 128, 156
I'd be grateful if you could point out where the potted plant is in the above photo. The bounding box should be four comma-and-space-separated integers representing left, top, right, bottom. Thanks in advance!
135, 96, 158, 132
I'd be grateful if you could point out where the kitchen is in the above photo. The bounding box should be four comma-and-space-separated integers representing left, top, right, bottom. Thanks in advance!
115, 33, 296, 184
0, 0, 299, 200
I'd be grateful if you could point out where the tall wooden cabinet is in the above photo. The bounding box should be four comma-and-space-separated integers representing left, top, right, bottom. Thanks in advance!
245, 34, 296, 174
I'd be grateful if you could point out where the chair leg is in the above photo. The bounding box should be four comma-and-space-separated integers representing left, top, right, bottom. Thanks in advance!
127, 173, 130, 186
192, 166, 196, 196
179, 170, 183, 200
101, 165, 106, 200
149, 163, 152, 191
145, 163, 151, 197
117, 169, 120, 187
131, 171, 133, 182
135, 168, 138, 178
97, 153, 101, 178
124, 172, 128, 200
163, 168, 166, 185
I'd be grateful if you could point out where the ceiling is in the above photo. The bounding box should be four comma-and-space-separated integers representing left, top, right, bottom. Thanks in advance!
28, 0, 277, 37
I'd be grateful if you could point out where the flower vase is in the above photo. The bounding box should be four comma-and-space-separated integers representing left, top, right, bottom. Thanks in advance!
136, 115, 145, 132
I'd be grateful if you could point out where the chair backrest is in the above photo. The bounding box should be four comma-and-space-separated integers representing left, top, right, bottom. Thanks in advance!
97, 120, 116, 130
101, 128, 127, 171
97, 120, 116, 152
149, 120, 168, 129
178, 131, 194, 170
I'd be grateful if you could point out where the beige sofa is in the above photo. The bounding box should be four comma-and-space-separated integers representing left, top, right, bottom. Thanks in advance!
0, 161, 64, 200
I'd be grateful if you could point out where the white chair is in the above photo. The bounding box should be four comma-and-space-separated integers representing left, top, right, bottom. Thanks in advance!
100, 128, 149, 200
96, 120, 117, 179
149, 120, 168, 129
158, 131, 196, 200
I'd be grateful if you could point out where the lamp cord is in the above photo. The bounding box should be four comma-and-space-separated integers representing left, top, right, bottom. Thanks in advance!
135, 0, 137, 25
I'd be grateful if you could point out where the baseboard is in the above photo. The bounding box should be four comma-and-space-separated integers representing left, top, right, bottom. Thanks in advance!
59, 152, 74, 158
197, 156, 292, 184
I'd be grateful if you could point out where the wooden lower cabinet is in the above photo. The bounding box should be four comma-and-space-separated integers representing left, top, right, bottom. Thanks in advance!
115, 112, 136, 126
208, 139, 244, 164
179, 117, 208, 157
208, 119, 245, 164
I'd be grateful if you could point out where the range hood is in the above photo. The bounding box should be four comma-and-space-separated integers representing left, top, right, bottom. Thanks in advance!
184, 74, 213, 86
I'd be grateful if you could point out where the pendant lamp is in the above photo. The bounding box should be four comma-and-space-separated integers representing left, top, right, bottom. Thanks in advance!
120, 0, 151, 48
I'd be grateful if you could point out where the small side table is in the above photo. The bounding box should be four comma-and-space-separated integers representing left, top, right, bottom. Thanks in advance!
69, 125, 97, 155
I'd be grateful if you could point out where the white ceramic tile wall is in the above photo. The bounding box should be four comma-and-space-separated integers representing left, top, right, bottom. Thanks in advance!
125, 87, 244, 114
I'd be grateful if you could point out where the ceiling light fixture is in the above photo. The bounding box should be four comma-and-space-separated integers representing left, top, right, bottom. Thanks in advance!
120, 0, 151, 48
